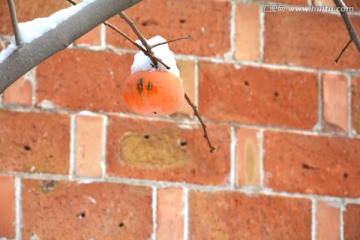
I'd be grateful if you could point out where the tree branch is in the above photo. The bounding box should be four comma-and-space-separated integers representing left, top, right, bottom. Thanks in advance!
333, 0, 360, 62
7, 0, 21, 46
184, 93, 216, 153
0, 0, 142, 94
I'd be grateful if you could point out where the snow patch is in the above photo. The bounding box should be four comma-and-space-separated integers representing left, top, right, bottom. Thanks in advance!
131, 36, 180, 77
0, 0, 95, 63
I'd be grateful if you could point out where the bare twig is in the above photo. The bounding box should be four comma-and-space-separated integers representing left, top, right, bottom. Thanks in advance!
151, 35, 191, 48
335, 38, 352, 63
184, 93, 216, 153
7, 0, 21, 46
333, 0, 360, 62
118, 12, 160, 68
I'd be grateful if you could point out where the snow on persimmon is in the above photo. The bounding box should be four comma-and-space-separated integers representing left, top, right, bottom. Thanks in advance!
123, 36, 184, 116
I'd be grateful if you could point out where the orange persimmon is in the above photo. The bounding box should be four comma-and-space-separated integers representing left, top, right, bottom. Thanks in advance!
123, 71, 184, 116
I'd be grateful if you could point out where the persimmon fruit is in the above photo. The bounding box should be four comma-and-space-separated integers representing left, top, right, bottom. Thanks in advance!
123, 70, 184, 116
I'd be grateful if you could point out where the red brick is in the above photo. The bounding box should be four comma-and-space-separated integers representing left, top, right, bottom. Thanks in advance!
264, 12, 360, 70
235, 3, 261, 61
0, 0, 69, 35
22, 179, 152, 239
107, 116, 231, 185
0, 111, 70, 174
0, 176, 15, 238
75, 114, 104, 177
344, 204, 360, 240
322, 73, 348, 132
352, 77, 360, 133
156, 188, 184, 240
264, 131, 360, 197
75, 25, 102, 46
236, 128, 261, 186
3, 75, 32, 106
316, 200, 341, 240
107, 0, 231, 57
36, 49, 133, 112
198, 62, 318, 129
190, 191, 311, 239
316, 0, 360, 9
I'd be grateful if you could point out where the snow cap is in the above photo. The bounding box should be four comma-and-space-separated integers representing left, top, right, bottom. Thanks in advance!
130, 36, 180, 77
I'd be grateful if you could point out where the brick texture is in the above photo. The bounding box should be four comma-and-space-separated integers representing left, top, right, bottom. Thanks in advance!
22, 179, 152, 240
0, 111, 70, 174
107, 116, 230, 185
36, 49, 133, 112
316, 200, 341, 240
107, 0, 231, 57
199, 62, 318, 129
344, 204, 360, 240
3, 76, 32, 106
264, 12, 360, 70
156, 188, 184, 240
190, 191, 312, 239
264, 131, 360, 197
0, 176, 15, 238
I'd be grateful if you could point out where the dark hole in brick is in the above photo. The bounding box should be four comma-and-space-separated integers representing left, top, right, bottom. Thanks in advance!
119, 222, 125, 228
244, 81, 249, 86
179, 19, 186, 24
144, 135, 150, 139
180, 141, 187, 146
153, 111, 157, 115
141, 20, 158, 27
274, 91, 279, 97
24, 145, 31, 151
344, 172, 349, 179
49, 155, 54, 158
302, 163, 317, 170
77, 212, 86, 219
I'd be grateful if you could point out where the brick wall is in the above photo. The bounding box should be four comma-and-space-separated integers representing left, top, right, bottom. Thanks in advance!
1, 0, 360, 239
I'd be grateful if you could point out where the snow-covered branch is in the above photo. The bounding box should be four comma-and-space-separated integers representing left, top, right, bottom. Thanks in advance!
0, 0, 142, 94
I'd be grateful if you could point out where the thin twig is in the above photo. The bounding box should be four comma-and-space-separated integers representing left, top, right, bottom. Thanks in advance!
335, 39, 352, 63
184, 93, 216, 153
7, 0, 21, 46
333, 0, 360, 62
118, 12, 161, 68
151, 35, 192, 48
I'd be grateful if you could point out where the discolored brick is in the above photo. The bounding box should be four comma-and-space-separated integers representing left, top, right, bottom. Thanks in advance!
22, 179, 153, 239
0, 111, 70, 174
235, 3, 261, 61
236, 128, 261, 186
107, 116, 231, 185
316, 200, 341, 240
36, 49, 133, 112
0, 176, 15, 238
198, 62, 318, 129
156, 188, 184, 240
322, 73, 348, 132
107, 0, 231, 57
176, 59, 196, 116
190, 191, 311, 239
264, 12, 360, 70
264, 131, 360, 197
75, 114, 104, 177
3, 76, 32, 106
